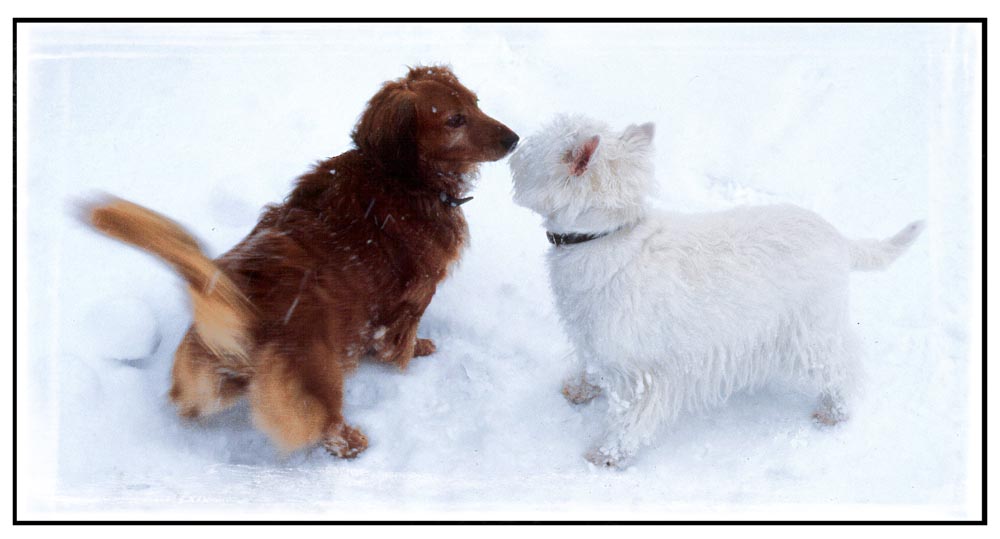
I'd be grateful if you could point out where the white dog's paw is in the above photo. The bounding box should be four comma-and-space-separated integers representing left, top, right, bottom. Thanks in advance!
812, 408, 849, 427
562, 377, 602, 405
585, 444, 631, 469
812, 394, 850, 427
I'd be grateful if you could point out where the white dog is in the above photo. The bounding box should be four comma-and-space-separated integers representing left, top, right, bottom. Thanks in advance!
509, 114, 924, 468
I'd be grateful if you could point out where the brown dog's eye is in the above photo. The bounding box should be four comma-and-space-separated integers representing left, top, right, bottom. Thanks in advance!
445, 114, 466, 128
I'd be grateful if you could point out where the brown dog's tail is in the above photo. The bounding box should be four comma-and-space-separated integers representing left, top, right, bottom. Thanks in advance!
84, 196, 255, 370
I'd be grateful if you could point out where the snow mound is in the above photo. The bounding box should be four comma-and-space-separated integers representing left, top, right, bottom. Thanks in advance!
81, 296, 161, 364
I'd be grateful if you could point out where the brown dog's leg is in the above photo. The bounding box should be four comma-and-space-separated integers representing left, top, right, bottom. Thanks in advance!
378, 300, 436, 370
323, 423, 369, 460
249, 345, 327, 452
249, 344, 367, 458
382, 320, 421, 371
310, 345, 368, 459
413, 338, 436, 357
169, 329, 249, 419
373, 284, 440, 369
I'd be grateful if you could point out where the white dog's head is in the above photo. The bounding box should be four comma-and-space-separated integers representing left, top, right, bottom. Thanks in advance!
509, 114, 655, 234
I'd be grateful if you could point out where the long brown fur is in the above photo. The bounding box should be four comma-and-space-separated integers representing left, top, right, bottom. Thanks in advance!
84, 65, 518, 458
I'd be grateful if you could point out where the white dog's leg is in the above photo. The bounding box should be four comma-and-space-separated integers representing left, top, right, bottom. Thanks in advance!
813, 390, 850, 426
562, 369, 602, 405
587, 408, 651, 469
586, 440, 636, 469
586, 369, 669, 468
810, 327, 862, 427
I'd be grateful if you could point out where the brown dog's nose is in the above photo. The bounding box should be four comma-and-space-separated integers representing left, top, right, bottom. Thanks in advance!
501, 131, 519, 152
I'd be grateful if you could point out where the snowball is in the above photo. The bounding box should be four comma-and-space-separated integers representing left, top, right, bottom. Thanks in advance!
82, 296, 161, 363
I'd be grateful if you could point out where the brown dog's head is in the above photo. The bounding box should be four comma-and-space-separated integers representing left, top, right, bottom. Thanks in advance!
352, 65, 519, 178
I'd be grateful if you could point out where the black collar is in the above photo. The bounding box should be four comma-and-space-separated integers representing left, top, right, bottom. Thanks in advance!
546, 230, 614, 247
440, 191, 473, 207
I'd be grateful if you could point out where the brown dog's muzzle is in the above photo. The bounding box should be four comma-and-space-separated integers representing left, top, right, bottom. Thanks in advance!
490, 123, 519, 159
500, 129, 519, 153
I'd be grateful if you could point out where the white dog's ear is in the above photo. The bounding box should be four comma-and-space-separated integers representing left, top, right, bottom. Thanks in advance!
567, 135, 600, 177
622, 122, 655, 149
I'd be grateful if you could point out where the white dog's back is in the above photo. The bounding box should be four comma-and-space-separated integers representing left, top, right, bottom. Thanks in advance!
551, 204, 920, 406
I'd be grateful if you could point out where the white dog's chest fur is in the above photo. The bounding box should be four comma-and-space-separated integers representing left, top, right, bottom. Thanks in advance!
548, 204, 853, 416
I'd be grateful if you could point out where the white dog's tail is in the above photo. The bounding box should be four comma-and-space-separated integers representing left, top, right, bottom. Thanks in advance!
849, 220, 926, 271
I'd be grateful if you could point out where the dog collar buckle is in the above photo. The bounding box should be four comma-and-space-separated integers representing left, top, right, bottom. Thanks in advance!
440, 191, 473, 207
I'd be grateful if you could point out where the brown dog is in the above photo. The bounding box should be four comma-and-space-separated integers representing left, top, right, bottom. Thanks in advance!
86, 66, 518, 458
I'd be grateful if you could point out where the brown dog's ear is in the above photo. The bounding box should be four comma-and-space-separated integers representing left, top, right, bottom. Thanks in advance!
351, 84, 418, 176
567, 135, 600, 177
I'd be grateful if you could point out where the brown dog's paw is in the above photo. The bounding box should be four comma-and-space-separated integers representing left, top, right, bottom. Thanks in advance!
414, 338, 437, 357
324, 424, 369, 459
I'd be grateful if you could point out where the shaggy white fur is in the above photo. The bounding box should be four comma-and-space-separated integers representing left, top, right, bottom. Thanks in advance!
509, 114, 925, 468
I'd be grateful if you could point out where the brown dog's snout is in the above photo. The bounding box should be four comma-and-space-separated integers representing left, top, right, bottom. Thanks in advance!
501, 130, 519, 152
494, 123, 519, 153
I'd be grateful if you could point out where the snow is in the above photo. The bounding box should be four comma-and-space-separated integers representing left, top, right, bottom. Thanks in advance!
15, 22, 981, 520
78, 296, 161, 363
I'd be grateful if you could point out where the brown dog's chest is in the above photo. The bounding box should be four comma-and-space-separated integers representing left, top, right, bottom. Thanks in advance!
315, 198, 466, 365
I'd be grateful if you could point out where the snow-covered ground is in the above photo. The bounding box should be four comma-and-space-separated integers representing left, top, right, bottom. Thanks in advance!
15, 22, 982, 520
